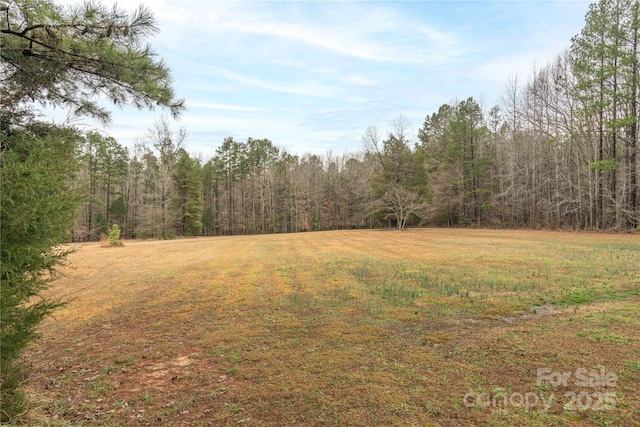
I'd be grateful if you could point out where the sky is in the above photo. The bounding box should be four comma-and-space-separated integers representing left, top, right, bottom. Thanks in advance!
54, 0, 593, 157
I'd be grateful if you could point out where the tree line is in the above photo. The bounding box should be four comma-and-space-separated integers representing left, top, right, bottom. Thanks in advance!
72, 0, 640, 239
72, 118, 376, 240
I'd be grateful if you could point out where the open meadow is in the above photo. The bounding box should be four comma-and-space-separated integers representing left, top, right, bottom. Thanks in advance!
23, 229, 640, 426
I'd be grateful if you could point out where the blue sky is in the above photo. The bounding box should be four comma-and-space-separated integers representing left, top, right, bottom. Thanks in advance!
58, 0, 592, 157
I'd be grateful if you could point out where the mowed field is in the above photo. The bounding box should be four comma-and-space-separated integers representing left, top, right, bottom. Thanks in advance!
24, 229, 640, 426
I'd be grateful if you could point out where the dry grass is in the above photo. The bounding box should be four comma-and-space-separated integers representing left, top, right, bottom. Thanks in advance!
21, 229, 640, 426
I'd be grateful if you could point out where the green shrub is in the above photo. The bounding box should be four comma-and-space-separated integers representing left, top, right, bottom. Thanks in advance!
1, 124, 80, 422
109, 224, 123, 247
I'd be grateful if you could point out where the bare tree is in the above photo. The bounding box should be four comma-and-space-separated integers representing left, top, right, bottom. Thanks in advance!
140, 116, 185, 238
377, 184, 427, 230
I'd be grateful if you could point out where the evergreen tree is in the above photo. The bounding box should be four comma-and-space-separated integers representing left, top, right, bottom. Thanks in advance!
0, 0, 183, 419
419, 98, 493, 226
0, 124, 82, 419
75, 132, 128, 240
173, 149, 204, 236
1, 0, 184, 124
571, 0, 640, 228
213, 137, 242, 234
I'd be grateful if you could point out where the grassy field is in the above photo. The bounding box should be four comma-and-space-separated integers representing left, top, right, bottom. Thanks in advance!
22, 229, 640, 426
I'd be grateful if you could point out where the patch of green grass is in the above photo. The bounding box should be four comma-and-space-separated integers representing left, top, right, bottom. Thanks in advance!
226, 402, 241, 414
576, 329, 636, 344
86, 376, 114, 398
212, 385, 229, 396
102, 365, 120, 374
623, 360, 640, 372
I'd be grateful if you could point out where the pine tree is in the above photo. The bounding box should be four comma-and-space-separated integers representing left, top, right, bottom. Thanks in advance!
173, 149, 204, 236
0, 0, 183, 419
0, 124, 81, 419
571, 0, 640, 228
419, 98, 493, 226
1, 0, 184, 124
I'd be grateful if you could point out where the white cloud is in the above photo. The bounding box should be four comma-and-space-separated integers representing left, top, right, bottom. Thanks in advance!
474, 51, 552, 87
186, 101, 265, 112
208, 67, 342, 98
154, 1, 463, 65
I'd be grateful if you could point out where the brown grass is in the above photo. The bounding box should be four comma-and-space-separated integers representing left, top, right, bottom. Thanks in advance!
22, 229, 640, 426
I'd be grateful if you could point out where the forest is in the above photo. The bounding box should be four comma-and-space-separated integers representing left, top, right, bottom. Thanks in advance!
66, 1, 639, 240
